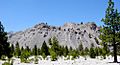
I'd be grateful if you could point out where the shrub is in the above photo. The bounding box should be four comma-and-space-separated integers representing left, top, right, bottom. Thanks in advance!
89, 47, 96, 58
42, 53, 46, 60
2, 62, 11, 65
49, 49, 57, 61
69, 50, 79, 60
20, 49, 30, 63
34, 56, 38, 64
1, 55, 6, 60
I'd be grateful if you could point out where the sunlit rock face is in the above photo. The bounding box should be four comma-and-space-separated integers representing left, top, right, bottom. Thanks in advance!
8, 22, 101, 49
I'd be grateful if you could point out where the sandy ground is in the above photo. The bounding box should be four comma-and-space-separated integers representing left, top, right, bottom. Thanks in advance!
0, 56, 120, 65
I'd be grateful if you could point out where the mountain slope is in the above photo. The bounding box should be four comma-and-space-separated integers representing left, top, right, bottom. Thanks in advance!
8, 22, 101, 49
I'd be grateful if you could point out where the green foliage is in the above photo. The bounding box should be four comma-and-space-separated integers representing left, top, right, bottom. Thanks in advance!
10, 44, 14, 56
94, 47, 99, 56
21, 46, 24, 52
1, 55, 6, 60
89, 47, 96, 58
20, 47, 31, 63
70, 46, 73, 51
2, 62, 12, 65
15, 42, 21, 58
69, 50, 79, 60
84, 47, 89, 55
49, 36, 61, 60
100, 44, 110, 59
41, 41, 49, 56
37, 48, 41, 55
100, 0, 120, 62
34, 45, 38, 56
63, 46, 69, 57
0, 22, 11, 59
32, 45, 38, 56
42, 53, 46, 60
49, 48, 57, 61
34, 56, 38, 64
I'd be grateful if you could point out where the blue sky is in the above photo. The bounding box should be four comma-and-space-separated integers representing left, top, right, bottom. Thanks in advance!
0, 0, 120, 32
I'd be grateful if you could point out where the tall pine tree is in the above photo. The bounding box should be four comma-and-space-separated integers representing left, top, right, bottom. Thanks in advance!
0, 21, 11, 58
100, 0, 120, 62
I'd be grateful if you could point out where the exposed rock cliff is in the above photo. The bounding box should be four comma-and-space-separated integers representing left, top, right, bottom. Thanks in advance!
8, 22, 101, 49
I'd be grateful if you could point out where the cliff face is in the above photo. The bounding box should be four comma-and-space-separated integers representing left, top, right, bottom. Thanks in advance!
8, 22, 101, 49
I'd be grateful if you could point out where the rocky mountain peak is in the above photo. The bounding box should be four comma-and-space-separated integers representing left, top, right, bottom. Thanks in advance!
8, 22, 101, 49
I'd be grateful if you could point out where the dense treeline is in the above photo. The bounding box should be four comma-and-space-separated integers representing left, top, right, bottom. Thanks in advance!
8, 36, 111, 62
0, 21, 112, 63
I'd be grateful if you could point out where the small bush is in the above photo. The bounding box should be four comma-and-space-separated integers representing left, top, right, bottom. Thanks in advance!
89, 47, 96, 58
49, 50, 57, 61
42, 53, 46, 60
1, 55, 6, 60
2, 62, 11, 65
69, 50, 79, 60
34, 56, 38, 64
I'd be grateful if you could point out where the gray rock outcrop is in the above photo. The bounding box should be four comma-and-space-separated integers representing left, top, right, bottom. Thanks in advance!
8, 22, 101, 49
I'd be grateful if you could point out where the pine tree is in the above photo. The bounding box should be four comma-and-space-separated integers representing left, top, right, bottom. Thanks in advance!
100, 0, 120, 62
49, 48, 57, 61
89, 47, 96, 58
15, 42, 21, 58
84, 47, 89, 55
0, 21, 11, 58
37, 48, 41, 55
20, 47, 31, 63
41, 41, 49, 56
11, 44, 15, 56
21, 46, 24, 52
95, 47, 99, 57
63, 46, 69, 57
70, 46, 73, 51
32, 45, 38, 56
49, 37, 61, 60
49, 37, 61, 56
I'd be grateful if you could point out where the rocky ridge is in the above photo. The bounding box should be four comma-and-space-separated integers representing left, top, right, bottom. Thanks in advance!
8, 22, 101, 49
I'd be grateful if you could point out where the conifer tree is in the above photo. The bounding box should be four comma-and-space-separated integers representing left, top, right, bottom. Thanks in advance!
21, 46, 24, 52
70, 46, 73, 51
15, 42, 21, 58
20, 47, 31, 63
11, 44, 15, 56
95, 47, 99, 57
41, 41, 49, 56
32, 45, 38, 56
63, 46, 69, 57
49, 37, 61, 60
100, 0, 120, 62
89, 47, 96, 58
89, 44, 96, 58
0, 21, 11, 58
38, 48, 41, 55
84, 47, 89, 55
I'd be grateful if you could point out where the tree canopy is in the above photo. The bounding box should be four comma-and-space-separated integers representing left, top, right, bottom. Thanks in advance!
100, 0, 120, 62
